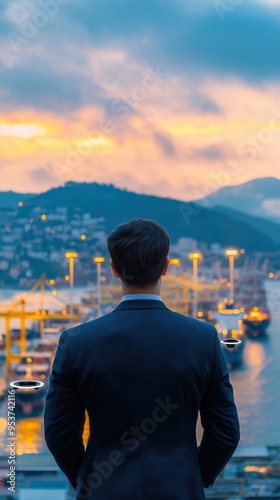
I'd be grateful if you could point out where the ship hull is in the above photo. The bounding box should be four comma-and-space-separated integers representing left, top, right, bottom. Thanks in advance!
214, 308, 246, 369
242, 318, 270, 338
219, 336, 245, 369
14, 385, 49, 415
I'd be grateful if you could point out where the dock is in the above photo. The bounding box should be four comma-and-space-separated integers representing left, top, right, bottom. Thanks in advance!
1, 446, 280, 499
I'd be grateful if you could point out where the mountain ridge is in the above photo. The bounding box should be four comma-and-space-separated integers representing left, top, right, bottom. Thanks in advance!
196, 176, 280, 222
12, 181, 278, 253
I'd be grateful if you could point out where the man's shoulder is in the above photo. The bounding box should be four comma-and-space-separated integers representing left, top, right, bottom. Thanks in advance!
62, 307, 217, 345
63, 313, 111, 341
169, 309, 217, 334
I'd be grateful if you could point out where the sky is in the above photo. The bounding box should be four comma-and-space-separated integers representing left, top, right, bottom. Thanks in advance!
1, 0, 280, 201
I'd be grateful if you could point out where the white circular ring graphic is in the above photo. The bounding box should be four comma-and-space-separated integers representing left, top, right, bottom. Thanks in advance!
10, 380, 44, 389
221, 339, 242, 348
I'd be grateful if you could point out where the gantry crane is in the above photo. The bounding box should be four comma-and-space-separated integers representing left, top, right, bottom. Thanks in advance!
0, 272, 222, 376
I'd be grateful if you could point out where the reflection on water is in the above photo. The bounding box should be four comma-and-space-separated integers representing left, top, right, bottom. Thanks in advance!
230, 317, 280, 445
15, 417, 44, 455
196, 337, 270, 445
0, 417, 7, 445
246, 341, 266, 369
0, 390, 46, 454
197, 285, 280, 447
0, 396, 90, 455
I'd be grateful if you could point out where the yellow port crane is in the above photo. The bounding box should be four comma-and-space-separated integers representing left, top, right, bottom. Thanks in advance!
0, 272, 222, 376
0, 276, 81, 376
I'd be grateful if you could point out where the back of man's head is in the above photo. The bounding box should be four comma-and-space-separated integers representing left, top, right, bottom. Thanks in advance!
107, 219, 170, 287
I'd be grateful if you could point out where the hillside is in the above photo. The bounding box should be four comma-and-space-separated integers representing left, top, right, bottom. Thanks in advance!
0, 191, 35, 208
213, 205, 280, 246
18, 181, 278, 252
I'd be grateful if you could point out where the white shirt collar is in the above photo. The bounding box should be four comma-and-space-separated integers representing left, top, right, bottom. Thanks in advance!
121, 293, 162, 302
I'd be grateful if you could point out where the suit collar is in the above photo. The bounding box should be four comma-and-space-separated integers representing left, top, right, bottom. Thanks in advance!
113, 299, 170, 311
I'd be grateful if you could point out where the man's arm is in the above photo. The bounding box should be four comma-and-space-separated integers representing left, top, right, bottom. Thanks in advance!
43, 330, 86, 490
197, 328, 240, 488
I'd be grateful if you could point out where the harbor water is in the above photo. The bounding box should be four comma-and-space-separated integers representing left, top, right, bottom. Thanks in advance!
0, 279, 280, 456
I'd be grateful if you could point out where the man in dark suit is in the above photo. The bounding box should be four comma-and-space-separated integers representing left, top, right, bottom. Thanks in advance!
44, 218, 240, 499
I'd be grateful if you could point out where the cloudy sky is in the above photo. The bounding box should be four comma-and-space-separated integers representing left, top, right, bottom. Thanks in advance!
1, 0, 280, 200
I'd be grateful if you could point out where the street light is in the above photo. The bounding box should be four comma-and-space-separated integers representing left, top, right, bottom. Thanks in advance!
94, 256, 105, 318
170, 258, 180, 265
169, 258, 181, 276
65, 252, 78, 323
170, 258, 181, 307
189, 252, 203, 318
225, 249, 239, 301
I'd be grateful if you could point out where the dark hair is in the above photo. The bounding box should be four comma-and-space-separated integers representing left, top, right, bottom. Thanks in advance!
107, 219, 170, 287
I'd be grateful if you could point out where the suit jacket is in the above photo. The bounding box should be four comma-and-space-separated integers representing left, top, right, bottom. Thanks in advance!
44, 299, 240, 499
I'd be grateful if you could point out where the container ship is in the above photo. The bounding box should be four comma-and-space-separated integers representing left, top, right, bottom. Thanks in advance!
233, 266, 271, 339
242, 306, 271, 338
7, 351, 53, 415
213, 299, 246, 369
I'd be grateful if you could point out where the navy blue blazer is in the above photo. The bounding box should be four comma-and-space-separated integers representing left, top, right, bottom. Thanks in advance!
44, 299, 240, 499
